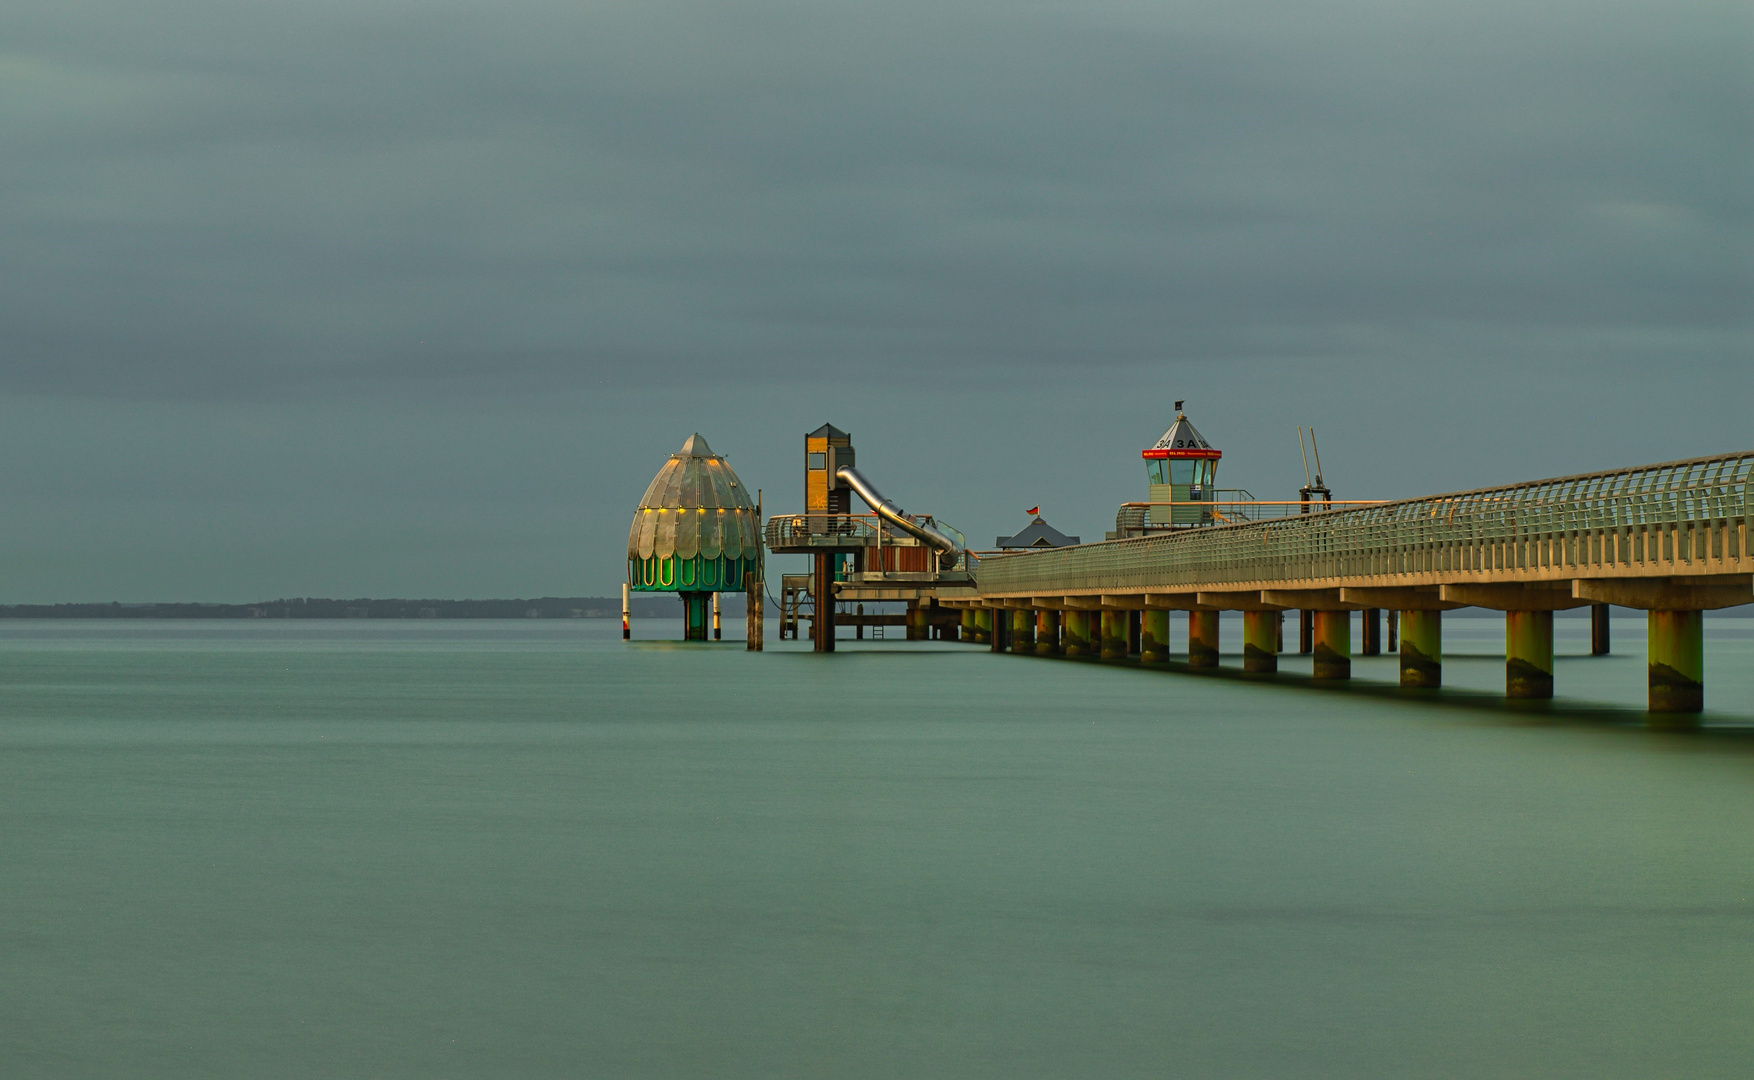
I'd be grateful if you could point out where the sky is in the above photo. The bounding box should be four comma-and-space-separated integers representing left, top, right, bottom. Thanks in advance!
0, 0, 1748, 602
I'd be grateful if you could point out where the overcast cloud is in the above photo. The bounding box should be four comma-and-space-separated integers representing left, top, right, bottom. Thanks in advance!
0, 0, 1747, 601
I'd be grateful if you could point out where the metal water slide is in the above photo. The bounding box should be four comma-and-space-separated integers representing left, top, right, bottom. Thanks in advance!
835, 466, 966, 571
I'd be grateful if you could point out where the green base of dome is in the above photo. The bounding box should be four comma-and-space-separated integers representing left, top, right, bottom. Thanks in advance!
630, 554, 756, 593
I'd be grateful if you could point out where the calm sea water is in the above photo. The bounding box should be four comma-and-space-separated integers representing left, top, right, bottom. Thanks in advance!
3, 616, 1752, 1078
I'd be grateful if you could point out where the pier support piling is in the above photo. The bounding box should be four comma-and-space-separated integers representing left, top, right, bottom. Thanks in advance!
1647, 610, 1703, 716
1101, 610, 1128, 660
622, 582, 631, 640
1387, 610, 1398, 652
1064, 610, 1093, 657
1141, 610, 1169, 663
1242, 610, 1278, 673
713, 593, 721, 640
1505, 610, 1554, 699
1591, 604, 1611, 655
1312, 610, 1350, 680
974, 607, 991, 645
811, 555, 835, 652
1188, 611, 1220, 669
1012, 609, 1035, 652
1361, 608, 1382, 655
745, 568, 763, 652
1036, 610, 1061, 655
1299, 610, 1314, 654
1399, 610, 1441, 687
683, 591, 711, 642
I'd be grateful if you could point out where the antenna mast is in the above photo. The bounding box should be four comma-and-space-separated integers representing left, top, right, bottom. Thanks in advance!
1297, 426, 1332, 511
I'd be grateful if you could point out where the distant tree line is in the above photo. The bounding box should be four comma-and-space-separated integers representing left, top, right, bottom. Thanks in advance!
0, 595, 770, 619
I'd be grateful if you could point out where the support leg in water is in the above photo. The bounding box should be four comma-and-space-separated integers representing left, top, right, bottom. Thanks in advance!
1505, 610, 1553, 699
1188, 611, 1219, 669
1140, 610, 1169, 664
1312, 610, 1350, 680
1591, 603, 1611, 655
1242, 610, 1277, 673
1647, 610, 1703, 719
1101, 610, 1128, 660
1399, 610, 1441, 687
1036, 610, 1061, 656
1063, 610, 1092, 657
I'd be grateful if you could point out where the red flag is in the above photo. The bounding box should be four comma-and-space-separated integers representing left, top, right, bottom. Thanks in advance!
1027, 506, 1040, 516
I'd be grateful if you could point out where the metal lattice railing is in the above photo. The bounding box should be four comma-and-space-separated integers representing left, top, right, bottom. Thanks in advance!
975, 452, 1754, 595
765, 514, 880, 548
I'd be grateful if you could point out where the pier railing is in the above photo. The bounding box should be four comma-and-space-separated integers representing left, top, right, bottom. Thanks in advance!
765, 513, 968, 560
976, 452, 1754, 595
1118, 499, 1385, 526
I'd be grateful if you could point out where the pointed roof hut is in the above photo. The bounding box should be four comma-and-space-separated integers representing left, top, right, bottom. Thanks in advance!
996, 516, 1080, 548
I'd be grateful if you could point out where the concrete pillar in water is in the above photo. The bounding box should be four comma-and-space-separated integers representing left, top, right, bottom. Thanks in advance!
1242, 610, 1278, 673
961, 608, 975, 642
1591, 604, 1611, 655
1360, 608, 1381, 655
1648, 610, 1703, 716
974, 607, 992, 645
1012, 608, 1035, 652
713, 593, 722, 641
1064, 610, 1093, 657
1387, 610, 1399, 652
1036, 610, 1061, 655
905, 601, 921, 641
1399, 610, 1441, 687
682, 591, 710, 641
621, 582, 631, 640
1101, 610, 1128, 659
1140, 610, 1169, 664
1275, 613, 1284, 653
989, 606, 1006, 652
1312, 610, 1350, 680
1505, 610, 1554, 699
855, 602, 864, 640
1299, 610, 1314, 654
1127, 611, 1142, 657
1188, 611, 1220, 669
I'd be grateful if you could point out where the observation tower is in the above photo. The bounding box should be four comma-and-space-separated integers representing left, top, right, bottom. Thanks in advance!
1142, 400, 1223, 527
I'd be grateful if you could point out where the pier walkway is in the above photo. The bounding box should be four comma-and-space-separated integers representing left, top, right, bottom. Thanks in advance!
949, 452, 1753, 719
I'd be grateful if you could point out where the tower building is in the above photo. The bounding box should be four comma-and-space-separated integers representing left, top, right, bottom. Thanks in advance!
1142, 400, 1222, 526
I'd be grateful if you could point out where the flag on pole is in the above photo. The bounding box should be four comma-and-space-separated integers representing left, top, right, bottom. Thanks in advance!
1027, 506, 1040, 516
